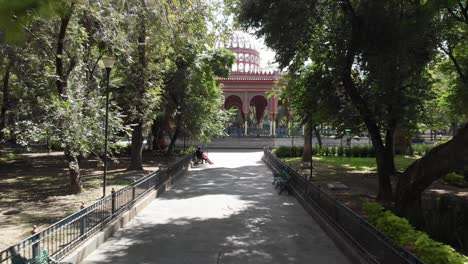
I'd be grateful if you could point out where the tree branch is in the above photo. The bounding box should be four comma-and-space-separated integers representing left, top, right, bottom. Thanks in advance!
440, 44, 468, 84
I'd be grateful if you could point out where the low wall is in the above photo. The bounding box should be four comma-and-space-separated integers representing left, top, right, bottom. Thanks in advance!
421, 190, 468, 253
63, 168, 187, 263
177, 137, 370, 149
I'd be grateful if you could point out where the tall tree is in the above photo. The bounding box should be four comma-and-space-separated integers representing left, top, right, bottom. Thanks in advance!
395, 0, 468, 222
1, 0, 128, 193
0, 47, 13, 142
237, 0, 437, 202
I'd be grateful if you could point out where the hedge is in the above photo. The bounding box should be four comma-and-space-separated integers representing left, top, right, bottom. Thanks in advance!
274, 145, 376, 158
363, 202, 468, 264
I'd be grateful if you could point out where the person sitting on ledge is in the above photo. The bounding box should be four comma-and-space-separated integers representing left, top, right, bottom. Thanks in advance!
196, 146, 213, 165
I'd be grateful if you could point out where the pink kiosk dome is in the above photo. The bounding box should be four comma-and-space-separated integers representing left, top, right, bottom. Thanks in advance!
226, 32, 261, 73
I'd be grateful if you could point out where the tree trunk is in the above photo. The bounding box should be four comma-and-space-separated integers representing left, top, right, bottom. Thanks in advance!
167, 126, 180, 155
339, 27, 394, 203
0, 61, 11, 142
147, 129, 153, 151
368, 128, 395, 203
66, 153, 82, 194
55, 11, 73, 96
396, 123, 468, 224
128, 122, 144, 170
128, 3, 147, 169
54, 5, 80, 194
314, 126, 322, 149
152, 117, 167, 151
394, 127, 411, 155
302, 124, 312, 162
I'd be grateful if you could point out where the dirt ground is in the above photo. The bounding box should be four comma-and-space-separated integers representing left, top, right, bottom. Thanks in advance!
290, 159, 468, 215
0, 150, 176, 250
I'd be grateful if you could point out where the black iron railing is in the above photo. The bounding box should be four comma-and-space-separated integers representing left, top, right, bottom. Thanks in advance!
263, 149, 424, 264
0, 153, 193, 264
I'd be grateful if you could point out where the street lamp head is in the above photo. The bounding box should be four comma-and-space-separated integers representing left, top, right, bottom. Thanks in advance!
102, 57, 115, 69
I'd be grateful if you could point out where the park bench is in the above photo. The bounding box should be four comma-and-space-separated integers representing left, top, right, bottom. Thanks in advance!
272, 169, 291, 195
191, 154, 204, 167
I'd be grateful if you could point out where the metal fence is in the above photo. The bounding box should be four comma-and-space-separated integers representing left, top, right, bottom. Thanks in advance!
0, 153, 193, 264
263, 149, 424, 264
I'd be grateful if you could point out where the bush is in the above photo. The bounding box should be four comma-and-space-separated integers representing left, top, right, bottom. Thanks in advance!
312, 145, 320, 155
330, 146, 336, 156
273, 146, 291, 158
353, 146, 363, 157
412, 144, 434, 156
360, 146, 369, 157
274, 146, 303, 158
110, 142, 130, 156
179, 146, 196, 156
323, 146, 330, 156
444, 172, 468, 187
337, 146, 344, 157
363, 201, 468, 264
344, 147, 352, 157
295, 146, 304, 157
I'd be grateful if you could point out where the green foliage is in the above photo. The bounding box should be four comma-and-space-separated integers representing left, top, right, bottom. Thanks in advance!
295, 146, 304, 157
344, 147, 352, 157
110, 142, 130, 156
443, 172, 468, 187
0, 153, 19, 163
363, 201, 468, 264
313, 155, 417, 172
362, 202, 385, 223
330, 146, 336, 156
178, 146, 196, 156
337, 146, 344, 157
0, 0, 65, 41
273, 146, 295, 158
314, 145, 376, 158
412, 144, 435, 156
273, 146, 306, 158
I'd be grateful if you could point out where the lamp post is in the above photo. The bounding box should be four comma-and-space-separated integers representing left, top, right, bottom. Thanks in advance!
101, 57, 115, 197
345, 128, 351, 147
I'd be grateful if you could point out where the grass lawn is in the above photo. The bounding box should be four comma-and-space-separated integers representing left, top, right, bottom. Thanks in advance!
284, 155, 418, 172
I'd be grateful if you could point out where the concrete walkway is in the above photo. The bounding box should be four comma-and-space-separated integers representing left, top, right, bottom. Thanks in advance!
81, 150, 351, 264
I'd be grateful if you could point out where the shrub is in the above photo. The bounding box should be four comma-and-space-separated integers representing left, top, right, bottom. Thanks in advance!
273, 146, 304, 158
323, 146, 330, 156
295, 146, 304, 157
344, 147, 352, 157
179, 146, 196, 156
444, 172, 468, 187
330, 146, 336, 156
273, 146, 292, 158
353, 145, 361, 157
412, 144, 434, 156
312, 145, 320, 156
360, 146, 369, 157
110, 142, 130, 155
337, 146, 344, 157
363, 201, 468, 264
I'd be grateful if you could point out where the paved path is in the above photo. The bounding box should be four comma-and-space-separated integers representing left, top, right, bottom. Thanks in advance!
81, 150, 351, 264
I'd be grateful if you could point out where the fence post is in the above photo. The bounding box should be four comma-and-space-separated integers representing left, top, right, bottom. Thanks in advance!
31, 225, 40, 260
79, 202, 87, 238
111, 188, 116, 215
304, 178, 308, 196
132, 185, 136, 201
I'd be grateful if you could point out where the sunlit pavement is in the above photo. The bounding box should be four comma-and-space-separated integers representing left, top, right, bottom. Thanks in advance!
81, 150, 350, 264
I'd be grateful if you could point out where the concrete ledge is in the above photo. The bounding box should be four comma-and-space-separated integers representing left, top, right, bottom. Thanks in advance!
291, 186, 373, 264
63, 169, 186, 264
263, 159, 370, 264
